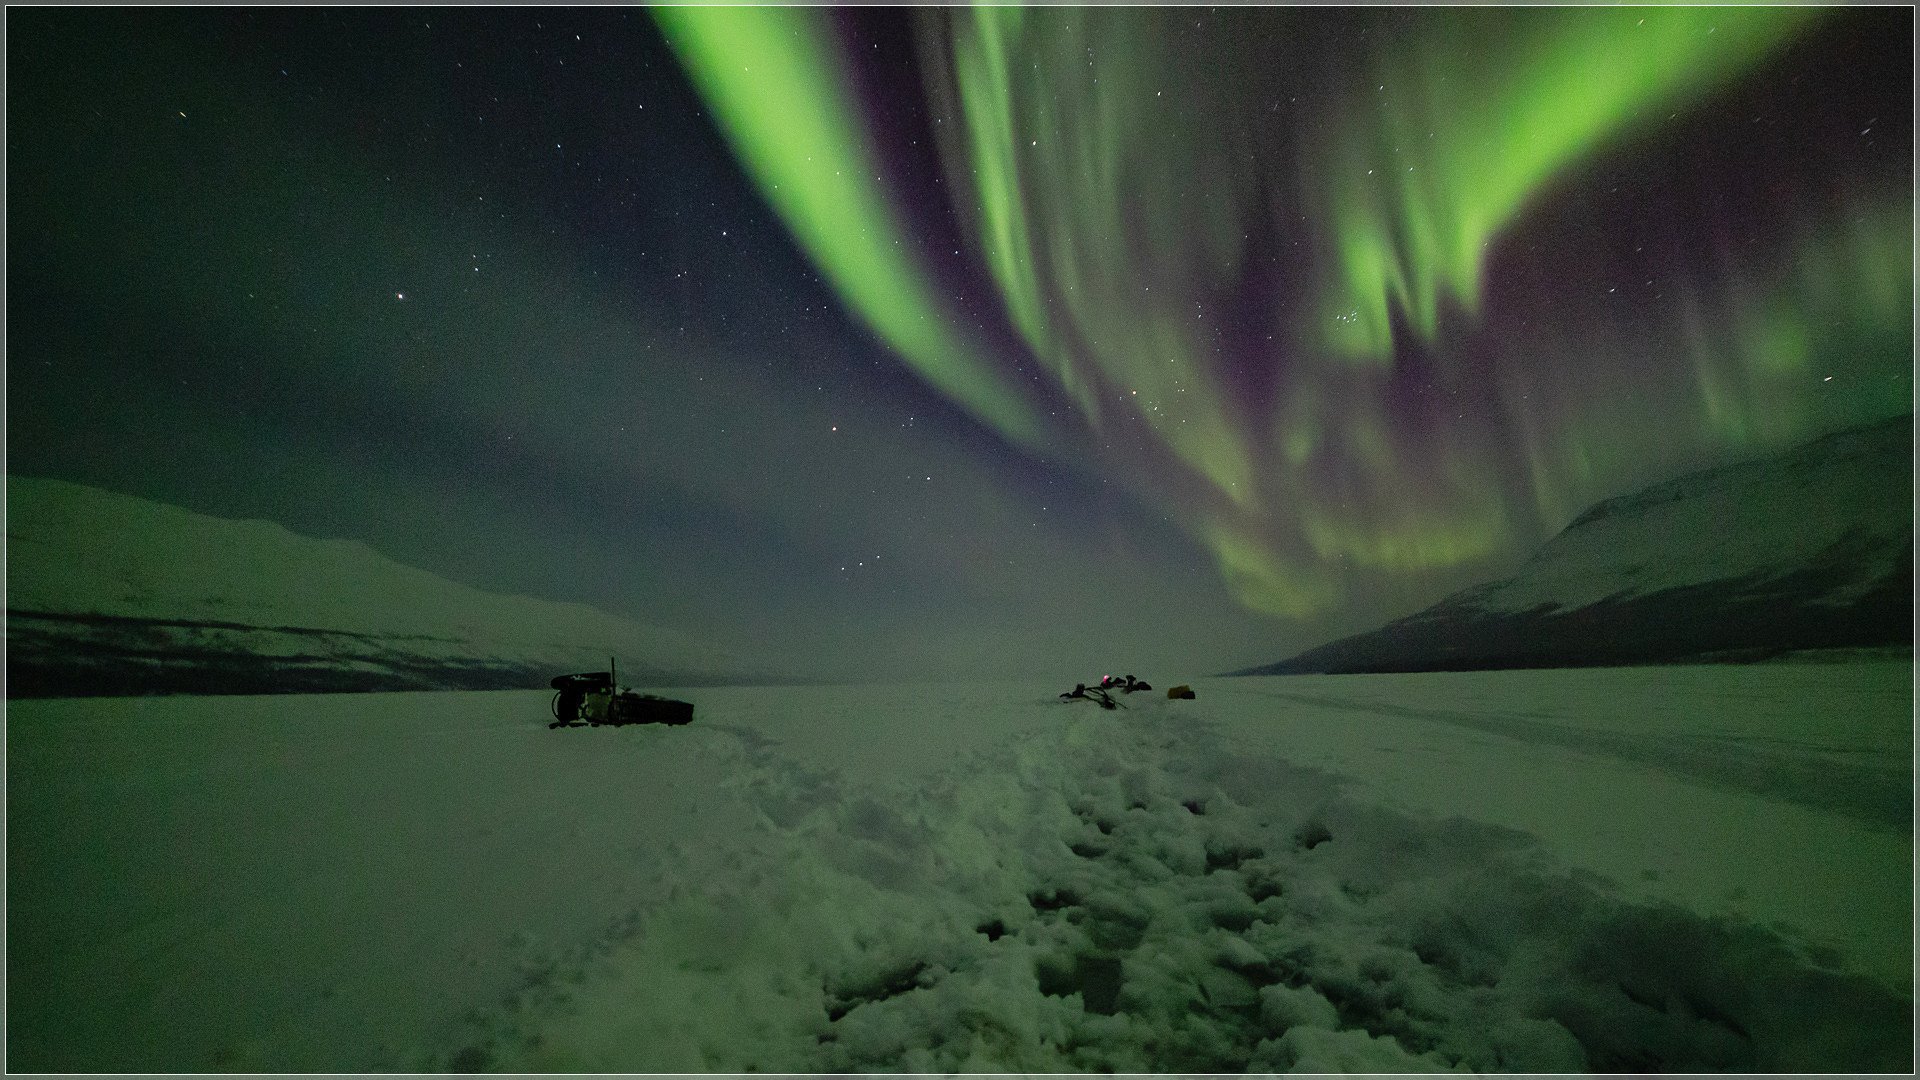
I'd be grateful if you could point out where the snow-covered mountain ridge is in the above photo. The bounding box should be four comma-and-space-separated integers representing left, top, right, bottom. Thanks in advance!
1235, 414, 1914, 675
5, 476, 784, 696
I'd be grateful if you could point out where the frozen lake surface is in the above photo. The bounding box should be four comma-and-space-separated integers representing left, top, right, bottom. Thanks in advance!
8, 661, 1912, 1071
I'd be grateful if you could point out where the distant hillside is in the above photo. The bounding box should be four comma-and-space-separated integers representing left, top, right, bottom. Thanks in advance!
1232, 415, 1914, 676
5, 477, 789, 697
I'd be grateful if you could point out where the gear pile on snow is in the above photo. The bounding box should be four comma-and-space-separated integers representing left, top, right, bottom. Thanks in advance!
1059, 674, 1156, 710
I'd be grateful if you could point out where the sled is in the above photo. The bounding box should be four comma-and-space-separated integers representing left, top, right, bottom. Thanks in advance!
549, 659, 694, 728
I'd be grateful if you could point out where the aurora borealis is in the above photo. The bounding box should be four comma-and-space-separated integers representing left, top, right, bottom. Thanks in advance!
661, 5, 1908, 621
8, 6, 1913, 678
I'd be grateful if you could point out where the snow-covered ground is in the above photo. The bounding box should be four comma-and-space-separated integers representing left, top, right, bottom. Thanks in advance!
8, 661, 1912, 1072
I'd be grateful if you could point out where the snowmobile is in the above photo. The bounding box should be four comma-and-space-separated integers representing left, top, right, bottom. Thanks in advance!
550, 658, 694, 728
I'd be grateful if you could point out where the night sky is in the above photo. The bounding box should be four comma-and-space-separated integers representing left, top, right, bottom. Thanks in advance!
8, 7, 1912, 681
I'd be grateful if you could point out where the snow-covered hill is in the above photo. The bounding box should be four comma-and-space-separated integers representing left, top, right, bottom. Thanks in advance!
1236, 414, 1914, 675
5, 476, 787, 696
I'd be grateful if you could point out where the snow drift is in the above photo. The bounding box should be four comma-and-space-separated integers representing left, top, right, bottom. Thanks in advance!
1236, 413, 1914, 675
5, 476, 785, 696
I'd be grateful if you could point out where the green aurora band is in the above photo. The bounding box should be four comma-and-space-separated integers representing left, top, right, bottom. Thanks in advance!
656, 7, 1907, 621
1304, 7, 1820, 361
651, 7, 1050, 453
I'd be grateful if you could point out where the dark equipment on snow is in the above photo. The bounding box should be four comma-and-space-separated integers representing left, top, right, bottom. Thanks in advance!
1063, 672, 1165, 709
1059, 682, 1121, 710
1167, 684, 1195, 700
550, 657, 694, 728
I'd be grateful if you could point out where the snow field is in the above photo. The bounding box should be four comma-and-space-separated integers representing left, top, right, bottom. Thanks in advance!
472, 674, 1909, 1072
8, 664, 1911, 1072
